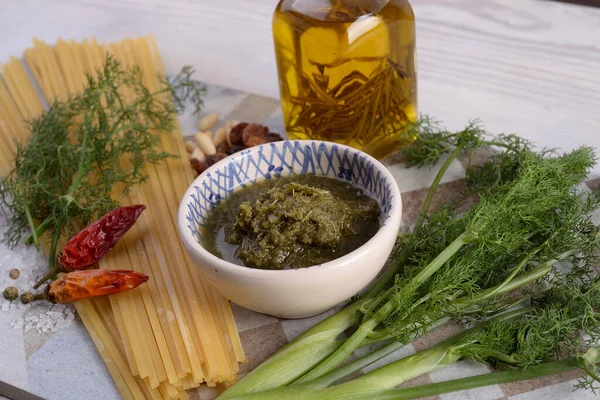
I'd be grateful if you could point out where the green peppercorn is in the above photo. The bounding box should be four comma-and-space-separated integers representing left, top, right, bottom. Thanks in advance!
3, 286, 18, 301
20, 292, 34, 304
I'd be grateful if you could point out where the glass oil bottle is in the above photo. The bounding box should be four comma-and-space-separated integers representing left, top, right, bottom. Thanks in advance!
273, 0, 417, 159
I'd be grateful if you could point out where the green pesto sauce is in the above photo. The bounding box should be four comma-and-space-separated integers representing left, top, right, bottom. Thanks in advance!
201, 175, 381, 270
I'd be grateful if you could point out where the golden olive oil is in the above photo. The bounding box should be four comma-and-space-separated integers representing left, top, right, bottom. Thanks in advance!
273, 0, 417, 159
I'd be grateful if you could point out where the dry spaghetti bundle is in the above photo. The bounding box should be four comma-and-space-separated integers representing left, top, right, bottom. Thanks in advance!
0, 35, 245, 400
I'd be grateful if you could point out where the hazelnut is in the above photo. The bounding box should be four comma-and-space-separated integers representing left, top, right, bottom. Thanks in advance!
246, 132, 283, 147
229, 123, 248, 146
226, 145, 245, 155
245, 136, 269, 148
206, 152, 228, 167
216, 142, 228, 154
242, 124, 269, 147
190, 158, 207, 175
265, 132, 284, 142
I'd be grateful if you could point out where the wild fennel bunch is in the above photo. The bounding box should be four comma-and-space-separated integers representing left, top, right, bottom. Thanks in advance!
0, 56, 205, 264
350, 147, 595, 343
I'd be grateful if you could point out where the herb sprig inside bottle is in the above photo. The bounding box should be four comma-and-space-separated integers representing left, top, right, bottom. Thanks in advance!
273, 0, 417, 158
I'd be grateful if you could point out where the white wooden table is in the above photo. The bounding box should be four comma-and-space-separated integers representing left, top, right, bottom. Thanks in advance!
1, 0, 599, 175
1, 2, 600, 400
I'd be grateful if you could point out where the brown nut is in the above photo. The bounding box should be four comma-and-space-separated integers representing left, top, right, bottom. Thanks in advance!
9, 268, 20, 280
242, 124, 269, 147
245, 136, 269, 148
206, 152, 228, 167
216, 142, 228, 154
264, 132, 284, 142
190, 158, 207, 176
229, 123, 248, 146
226, 145, 245, 155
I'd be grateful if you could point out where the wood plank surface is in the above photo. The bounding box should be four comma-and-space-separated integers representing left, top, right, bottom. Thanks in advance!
1, 1, 598, 175
0, 3, 599, 399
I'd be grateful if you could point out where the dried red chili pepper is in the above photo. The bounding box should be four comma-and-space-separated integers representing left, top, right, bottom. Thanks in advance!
33, 205, 146, 289
59, 205, 146, 270
43, 270, 149, 303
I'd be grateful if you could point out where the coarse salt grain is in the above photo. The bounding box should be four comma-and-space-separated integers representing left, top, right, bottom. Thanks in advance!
0, 210, 74, 333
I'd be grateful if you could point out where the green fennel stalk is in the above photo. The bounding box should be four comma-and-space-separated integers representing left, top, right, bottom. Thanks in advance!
270, 355, 596, 400
294, 246, 582, 388
225, 308, 531, 399
303, 258, 568, 390
229, 273, 600, 399
293, 232, 472, 384
362, 356, 586, 400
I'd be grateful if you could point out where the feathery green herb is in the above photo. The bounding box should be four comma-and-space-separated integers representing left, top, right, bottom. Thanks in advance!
0, 56, 205, 265
361, 119, 530, 300
400, 117, 529, 169
288, 147, 595, 385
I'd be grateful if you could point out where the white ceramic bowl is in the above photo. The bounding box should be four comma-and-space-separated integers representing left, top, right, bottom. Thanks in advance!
177, 140, 402, 319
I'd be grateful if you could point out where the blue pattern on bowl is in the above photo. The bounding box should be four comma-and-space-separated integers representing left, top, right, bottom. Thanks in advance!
184, 141, 394, 242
